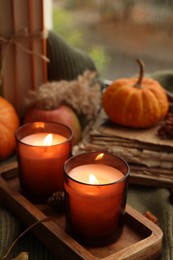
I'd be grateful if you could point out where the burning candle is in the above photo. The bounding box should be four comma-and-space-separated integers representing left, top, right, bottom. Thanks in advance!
64, 152, 130, 246
68, 164, 124, 184
15, 122, 73, 201
21, 133, 67, 146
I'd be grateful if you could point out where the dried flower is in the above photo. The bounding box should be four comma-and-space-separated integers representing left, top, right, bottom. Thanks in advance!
26, 70, 102, 120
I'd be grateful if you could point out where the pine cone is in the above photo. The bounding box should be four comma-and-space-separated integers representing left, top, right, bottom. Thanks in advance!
158, 113, 173, 138
47, 191, 65, 212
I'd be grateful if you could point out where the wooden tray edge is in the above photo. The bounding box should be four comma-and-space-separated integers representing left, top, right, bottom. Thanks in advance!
0, 164, 163, 260
116, 205, 163, 260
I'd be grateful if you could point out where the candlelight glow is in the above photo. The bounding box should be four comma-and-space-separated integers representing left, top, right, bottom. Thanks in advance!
35, 122, 45, 129
43, 134, 53, 146
95, 153, 104, 161
89, 174, 99, 184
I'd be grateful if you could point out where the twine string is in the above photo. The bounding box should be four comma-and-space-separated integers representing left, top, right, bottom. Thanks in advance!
0, 28, 49, 86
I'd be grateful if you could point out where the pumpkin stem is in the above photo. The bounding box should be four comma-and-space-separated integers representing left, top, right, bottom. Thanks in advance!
134, 59, 144, 88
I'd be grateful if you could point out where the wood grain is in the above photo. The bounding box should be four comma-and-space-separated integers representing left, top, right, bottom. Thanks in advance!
0, 163, 163, 259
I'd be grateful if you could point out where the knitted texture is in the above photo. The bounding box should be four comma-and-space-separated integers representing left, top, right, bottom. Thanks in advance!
128, 186, 173, 260
0, 205, 21, 259
150, 70, 173, 92
47, 31, 97, 81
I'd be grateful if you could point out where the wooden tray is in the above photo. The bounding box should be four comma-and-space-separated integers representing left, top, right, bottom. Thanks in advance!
0, 162, 163, 260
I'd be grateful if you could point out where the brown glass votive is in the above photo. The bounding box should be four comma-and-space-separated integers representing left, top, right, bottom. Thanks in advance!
64, 152, 130, 246
15, 122, 73, 201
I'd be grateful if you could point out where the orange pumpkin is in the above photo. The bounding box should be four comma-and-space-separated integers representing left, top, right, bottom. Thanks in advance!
102, 60, 169, 128
0, 97, 20, 160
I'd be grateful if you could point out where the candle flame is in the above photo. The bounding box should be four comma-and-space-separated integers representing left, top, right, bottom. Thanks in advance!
43, 134, 53, 146
89, 174, 99, 184
95, 153, 104, 161
35, 122, 45, 129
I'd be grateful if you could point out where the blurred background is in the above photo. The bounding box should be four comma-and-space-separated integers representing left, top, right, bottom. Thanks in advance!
52, 0, 173, 80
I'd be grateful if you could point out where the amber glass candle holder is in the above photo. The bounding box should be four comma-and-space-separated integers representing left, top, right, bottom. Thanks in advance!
15, 122, 73, 201
64, 152, 130, 246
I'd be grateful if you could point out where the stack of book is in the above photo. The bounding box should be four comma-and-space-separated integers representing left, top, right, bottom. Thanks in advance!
75, 110, 173, 188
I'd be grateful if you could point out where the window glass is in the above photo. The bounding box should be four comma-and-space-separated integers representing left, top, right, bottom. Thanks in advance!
52, 0, 173, 81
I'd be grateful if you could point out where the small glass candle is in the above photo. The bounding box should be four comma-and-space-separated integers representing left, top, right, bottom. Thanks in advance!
15, 122, 73, 201
64, 152, 130, 246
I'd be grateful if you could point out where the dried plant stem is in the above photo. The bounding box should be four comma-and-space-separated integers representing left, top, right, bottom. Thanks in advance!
2, 216, 50, 260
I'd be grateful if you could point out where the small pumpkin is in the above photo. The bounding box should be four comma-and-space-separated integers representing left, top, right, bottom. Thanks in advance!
0, 97, 20, 160
102, 59, 169, 128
